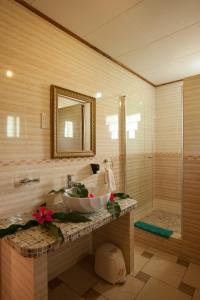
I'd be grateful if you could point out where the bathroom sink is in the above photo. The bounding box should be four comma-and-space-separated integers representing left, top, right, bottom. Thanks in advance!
62, 191, 111, 213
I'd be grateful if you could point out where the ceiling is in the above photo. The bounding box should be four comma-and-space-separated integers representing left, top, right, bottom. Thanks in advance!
23, 0, 200, 85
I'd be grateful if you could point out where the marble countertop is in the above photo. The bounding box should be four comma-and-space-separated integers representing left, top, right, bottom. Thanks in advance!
0, 199, 137, 258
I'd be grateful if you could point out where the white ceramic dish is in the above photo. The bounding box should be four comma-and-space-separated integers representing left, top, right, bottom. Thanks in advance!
62, 191, 111, 213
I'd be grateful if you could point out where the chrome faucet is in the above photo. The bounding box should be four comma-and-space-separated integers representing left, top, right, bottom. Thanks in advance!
66, 174, 74, 189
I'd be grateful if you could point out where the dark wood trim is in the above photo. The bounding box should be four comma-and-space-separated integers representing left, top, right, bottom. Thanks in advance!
156, 79, 184, 87
50, 85, 96, 158
14, 0, 155, 87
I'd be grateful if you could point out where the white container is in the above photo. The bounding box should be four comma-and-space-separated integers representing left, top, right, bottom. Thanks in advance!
62, 191, 111, 213
95, 243, 127, 284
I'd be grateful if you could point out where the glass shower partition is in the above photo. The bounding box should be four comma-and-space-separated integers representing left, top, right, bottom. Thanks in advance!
125, 96, 154, 220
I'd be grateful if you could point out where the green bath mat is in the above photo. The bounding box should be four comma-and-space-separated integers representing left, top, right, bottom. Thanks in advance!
134, 221, 173, 238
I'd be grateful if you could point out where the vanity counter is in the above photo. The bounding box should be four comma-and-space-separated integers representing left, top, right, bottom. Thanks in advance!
1, 199, 137, 258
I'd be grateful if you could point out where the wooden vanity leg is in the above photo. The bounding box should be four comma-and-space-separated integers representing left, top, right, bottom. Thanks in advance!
0, 240, 48, 300
92, 211, 134, 274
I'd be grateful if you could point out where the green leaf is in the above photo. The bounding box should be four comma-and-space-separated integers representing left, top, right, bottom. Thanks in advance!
106, 201, 121, 219
114, 192, 130, 199
0, 220, 38, 238
52, 212, 91, 223
43, 222, 64, 242
48, 188, 65, 194
68, 183, 88, 198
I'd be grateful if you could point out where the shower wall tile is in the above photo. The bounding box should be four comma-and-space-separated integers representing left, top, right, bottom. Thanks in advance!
183, 75, 200, 246
154, 82, 183, 212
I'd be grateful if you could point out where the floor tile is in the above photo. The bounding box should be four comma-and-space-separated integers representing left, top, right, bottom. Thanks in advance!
183, 263, 200, 289
83, 289, 107, 300
94, 275, 144, 300
178, 282, 196, 297
136, 278, 191, 300
141, 209, 181, 234
59, 264, 99, 295
48, 277, 62, 290
48, 284, 83, 300
78, 255, 96, 276
193, 289, 200, 300
134, 242, 147, 256
135, 271, 150, 283
147, 247, 178, 262
142, 256, 186, 288
141, 251, 154, 259
177, 258, 190, 268
134, 252, 149, 275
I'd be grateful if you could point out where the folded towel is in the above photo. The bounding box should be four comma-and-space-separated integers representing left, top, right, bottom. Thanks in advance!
134, 221, 173, 238
104, 167, 116, 192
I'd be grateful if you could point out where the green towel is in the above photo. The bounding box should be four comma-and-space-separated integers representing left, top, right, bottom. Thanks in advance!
134, 221, 173, 238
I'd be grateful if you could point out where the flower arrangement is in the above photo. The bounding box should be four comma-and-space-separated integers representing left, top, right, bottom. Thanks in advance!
0, 184, 129, 240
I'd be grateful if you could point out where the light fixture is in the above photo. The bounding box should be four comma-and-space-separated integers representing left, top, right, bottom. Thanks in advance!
6, 70, 13, 78
95, 92, 102, 99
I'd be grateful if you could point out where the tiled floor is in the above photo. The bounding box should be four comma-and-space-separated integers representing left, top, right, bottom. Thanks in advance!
141, 209, 181, 238
48, 241, 200, 300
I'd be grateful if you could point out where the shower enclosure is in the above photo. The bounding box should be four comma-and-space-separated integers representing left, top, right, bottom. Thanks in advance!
124, 82, 183, 238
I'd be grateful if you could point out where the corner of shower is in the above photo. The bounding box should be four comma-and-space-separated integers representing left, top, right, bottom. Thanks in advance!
120, 87, 183, 241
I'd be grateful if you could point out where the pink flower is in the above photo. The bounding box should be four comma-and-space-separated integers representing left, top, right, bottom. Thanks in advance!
109, 193, 115, 202
33, 206, 53, 224
88, 193, 96, 198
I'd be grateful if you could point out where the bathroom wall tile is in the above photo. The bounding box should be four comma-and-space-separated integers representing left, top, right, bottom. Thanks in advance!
142, 256, 186, 288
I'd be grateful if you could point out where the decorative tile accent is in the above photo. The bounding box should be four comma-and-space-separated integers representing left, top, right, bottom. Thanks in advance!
83, 289, 106, 300
48, 277, 62, 290
177, 258, 190, 268
1, 199, 137, 258
178, 282, 196, 297
141, 251, 154, 259
135, 271, 151, 283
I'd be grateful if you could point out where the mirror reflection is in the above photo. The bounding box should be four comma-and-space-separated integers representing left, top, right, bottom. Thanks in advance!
51, 85, 96, 158
57, 96, 91, 152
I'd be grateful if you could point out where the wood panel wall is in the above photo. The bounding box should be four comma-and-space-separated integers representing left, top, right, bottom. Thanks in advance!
0, 0, 155, 278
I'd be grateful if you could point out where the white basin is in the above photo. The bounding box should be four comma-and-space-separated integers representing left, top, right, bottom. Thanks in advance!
62, 191, 111, 213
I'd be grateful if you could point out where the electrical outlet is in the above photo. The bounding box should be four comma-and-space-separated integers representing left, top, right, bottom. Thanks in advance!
40, 112, 49, 129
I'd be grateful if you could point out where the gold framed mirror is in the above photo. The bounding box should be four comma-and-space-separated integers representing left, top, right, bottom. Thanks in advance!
51, 85, 96, 158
